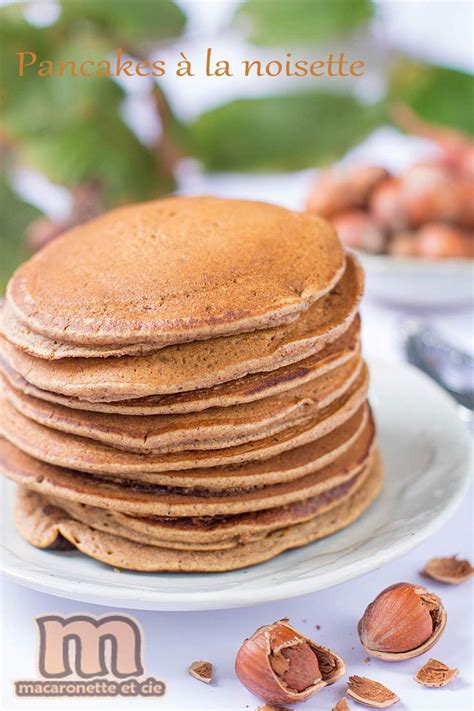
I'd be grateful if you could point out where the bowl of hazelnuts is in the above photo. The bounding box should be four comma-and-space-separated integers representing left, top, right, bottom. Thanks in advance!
306, 122, 474, 309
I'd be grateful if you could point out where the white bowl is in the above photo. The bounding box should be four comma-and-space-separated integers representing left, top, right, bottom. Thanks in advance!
358, 253, 474, 310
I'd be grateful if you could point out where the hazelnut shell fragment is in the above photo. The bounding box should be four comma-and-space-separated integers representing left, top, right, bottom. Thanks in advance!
333, 698, 351, 711
422, 555, 474, 584
414, 658, 459, 688
235, 618, 345, 704
347, 675, 399, 708
188, 660, 213, 684
358, 583, 447, 661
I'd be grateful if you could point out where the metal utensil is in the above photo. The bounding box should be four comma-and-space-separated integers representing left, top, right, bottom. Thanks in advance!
402, 320, 473, 421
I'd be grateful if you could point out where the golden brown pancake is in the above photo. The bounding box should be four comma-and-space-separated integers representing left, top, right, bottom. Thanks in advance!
0, 418, 376, 517
1, 356, 362, 453
0, 256, 363, 401
0, 367, 369, 474
6, 197, 344, 349
0, 404, 369, 490
25, 461, 372, 551
0, 302, 164, 359
14, 455, 382, 572
0, 317, 360, 415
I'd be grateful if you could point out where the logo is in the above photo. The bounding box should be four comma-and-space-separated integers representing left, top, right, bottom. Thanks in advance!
14, 613, 166, 698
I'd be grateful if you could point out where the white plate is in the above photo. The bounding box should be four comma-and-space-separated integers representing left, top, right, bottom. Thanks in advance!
1, 360, 471, 611
358, 253, 474, 309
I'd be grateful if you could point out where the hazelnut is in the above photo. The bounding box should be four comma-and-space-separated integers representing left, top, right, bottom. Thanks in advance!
306, 170, 353, 217
415, 223, 473, 259
387, 232, 418, 258
332, 210, 386, 254
235, 618, 345, 704
399, 163, 463, 225
346, 165, 390, 206
358, 583, 447, 661
306, 166, 389, 219
369, 178, 406, 232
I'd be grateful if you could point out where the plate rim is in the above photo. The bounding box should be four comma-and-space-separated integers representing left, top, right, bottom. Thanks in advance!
1, 359, 472, 611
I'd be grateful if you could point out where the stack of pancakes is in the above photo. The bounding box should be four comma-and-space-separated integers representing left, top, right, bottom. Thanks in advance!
0, 197, 382, 572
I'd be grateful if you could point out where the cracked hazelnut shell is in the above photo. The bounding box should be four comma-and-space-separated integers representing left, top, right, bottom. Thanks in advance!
414, 658, 459, 688
358, 582, 446, 661
235, 618, 345, 704
347, 675, 399, 708
422, 555, 474, 584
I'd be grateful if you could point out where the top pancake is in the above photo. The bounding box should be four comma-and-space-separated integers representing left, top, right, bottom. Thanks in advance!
0, 255, 363, 401
6, 196, 344, 349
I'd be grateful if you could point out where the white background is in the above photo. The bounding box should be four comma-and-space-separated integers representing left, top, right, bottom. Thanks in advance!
1, 1, 473, 710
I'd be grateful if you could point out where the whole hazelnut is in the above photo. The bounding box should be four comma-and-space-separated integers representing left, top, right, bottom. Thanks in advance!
306, 170, 354, 217
358, 583, 447, 661
399, 163, 462, 225
332, 210, 386, 254
346, 165, 390, 206
235, 618, 345, 704
388, 232, 418, 257
369, 177, 406, 231
415, 223, 473, 259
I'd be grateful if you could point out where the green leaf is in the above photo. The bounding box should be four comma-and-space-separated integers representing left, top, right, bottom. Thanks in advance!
0, 5, 51, 111
60, 0, 186, 44
1, 23, 175, 203
0, 179, 42, 294
234, 0, 373, 46
389, 58, 474, 135
2, 33, 125, 137
188, 92, 383, 172
18, 113, 172, 204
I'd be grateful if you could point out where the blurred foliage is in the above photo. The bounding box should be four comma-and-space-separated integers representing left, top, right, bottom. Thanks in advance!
189, 92, 383, 171
234, 0, 373, 46
0, 178, 41, 291
61, 0, 186, 43
389, 59, 474, 135
0, 5, 181, 204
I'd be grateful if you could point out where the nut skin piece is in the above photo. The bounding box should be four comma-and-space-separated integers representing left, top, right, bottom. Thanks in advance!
347, 675, 399, 708
422, 555, 474, 584
333, 698, 351, 711
235, 619, 345, 705
358, 583, 447, 661
414, 658, 459, 688
188, 660, 213, 684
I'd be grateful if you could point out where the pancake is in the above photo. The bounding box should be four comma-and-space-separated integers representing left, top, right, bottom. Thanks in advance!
26, 460, 373, 551
0, 256, 363, 401
0, 404, 369, 490
0, 317, 360, 415
1, 356, 363, 453
13, 455, 382, 572
0, 366, 369, 474
6, 197, 344, 350
0, 302, 164, 359
0, 416, 376, 516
